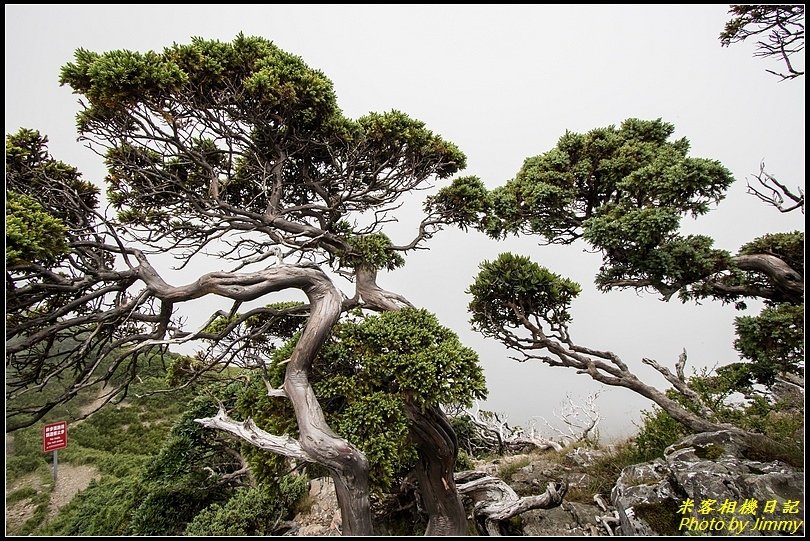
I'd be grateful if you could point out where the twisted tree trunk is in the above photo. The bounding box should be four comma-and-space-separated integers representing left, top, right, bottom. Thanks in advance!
357, 264, 468, 535
282, 271, 372, 535
406, 403, 468, 536
135, 260, 374, 534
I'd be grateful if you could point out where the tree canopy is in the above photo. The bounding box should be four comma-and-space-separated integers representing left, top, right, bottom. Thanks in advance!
448, 118, 803, 452
7, 34, 469, 425
6, 22, 804, 536
59, 34, 463, 259
434, 118, 802, 305
6, 34, 482, 536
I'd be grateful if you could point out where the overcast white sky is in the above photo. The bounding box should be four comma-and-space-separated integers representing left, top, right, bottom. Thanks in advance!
5, 5, 805, 439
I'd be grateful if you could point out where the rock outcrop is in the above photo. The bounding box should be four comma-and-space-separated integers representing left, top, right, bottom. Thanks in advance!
289, 477, 342, 536
612, 430, 804, 536
289, 431, 803, 536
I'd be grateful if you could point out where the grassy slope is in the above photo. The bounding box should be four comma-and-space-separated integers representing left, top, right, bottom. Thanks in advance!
5, 355, 190, 535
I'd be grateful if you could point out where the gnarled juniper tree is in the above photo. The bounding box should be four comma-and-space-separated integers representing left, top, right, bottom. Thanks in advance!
6, 34, 480, 535
430, 118, 803, 457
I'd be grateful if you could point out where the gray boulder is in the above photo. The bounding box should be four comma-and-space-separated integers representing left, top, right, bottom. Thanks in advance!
612, 430, 804, 536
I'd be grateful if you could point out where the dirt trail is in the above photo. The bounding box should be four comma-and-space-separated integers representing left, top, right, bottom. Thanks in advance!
78, 383, 112, 418
6, 471, 45, 533
6, 463, 100, 533
46, 464, 99, 519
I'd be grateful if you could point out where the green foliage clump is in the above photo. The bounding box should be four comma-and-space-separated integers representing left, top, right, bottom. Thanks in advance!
244, 301, 308, 340
202, 313, 242, 336
454, 450, 475, 472
448, 119, 746, 305
5, 127, 98, 267
184, 477, 308, 536
633, 407, 690, 462
5, 191, 69, 265
427, 175, 490, 231
733, 303, 804, 386
323, 309, 487, 409
332, 392, 415, 486
340, 232, 405, 270
126, 395, 234, 535
39, 477, 141, 536
5, 128, 100, 224
318, 308, 485, 488
6, 426, 50, 481
468, 252, 581, 337
586, 216, 731, 298
60, 48, 188, 110
357, 110, 465, 179
442, 118, 733, 244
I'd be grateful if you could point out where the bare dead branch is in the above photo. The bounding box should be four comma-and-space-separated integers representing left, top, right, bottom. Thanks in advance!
455, 470, 568, 536
747, 162, 805, 213
196, 408, 312, 461
721, 5, 805, 80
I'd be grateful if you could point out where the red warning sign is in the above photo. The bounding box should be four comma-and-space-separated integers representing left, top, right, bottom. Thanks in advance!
43, 421, 68, 452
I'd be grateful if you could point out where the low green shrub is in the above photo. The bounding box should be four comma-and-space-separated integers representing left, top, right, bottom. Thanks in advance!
184, 476, 308, 536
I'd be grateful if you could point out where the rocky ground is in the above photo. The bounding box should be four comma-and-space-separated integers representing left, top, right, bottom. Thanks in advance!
290, 477, 343, 536
287, 448, 615, 536
612, 431, 805, 536
288, 431, 804, 536
6, 430, 803, 536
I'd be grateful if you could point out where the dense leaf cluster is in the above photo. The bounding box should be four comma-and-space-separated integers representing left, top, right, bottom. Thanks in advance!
59, 34, 464, 253
253, 308, 487, 489
468, 253, 580, 339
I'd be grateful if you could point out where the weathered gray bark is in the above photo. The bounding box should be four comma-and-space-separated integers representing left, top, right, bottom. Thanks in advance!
604, 252, 803, 304
504, 303, 795, 460
137, 259, 373, 535
545, 340, 745, 436
730, 253, 803, 301
281, 269, 372, 536
354, 265, 413, 311
197, 409, 314, 461
405, 403, 468, 536
455, 470, 567, 536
